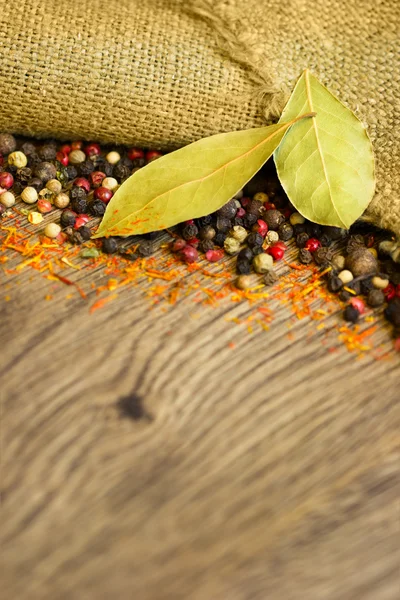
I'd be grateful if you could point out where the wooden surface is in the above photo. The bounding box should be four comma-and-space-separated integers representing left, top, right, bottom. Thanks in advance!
1, 234, 400, 600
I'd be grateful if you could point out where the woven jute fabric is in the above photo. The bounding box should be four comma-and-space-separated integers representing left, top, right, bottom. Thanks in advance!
0, 0, 399, 239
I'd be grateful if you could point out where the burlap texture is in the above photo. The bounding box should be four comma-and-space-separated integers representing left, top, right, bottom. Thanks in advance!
0, 0, 399, 239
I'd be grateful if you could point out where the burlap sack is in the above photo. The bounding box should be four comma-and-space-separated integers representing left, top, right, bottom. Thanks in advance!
0, 0, 399, 241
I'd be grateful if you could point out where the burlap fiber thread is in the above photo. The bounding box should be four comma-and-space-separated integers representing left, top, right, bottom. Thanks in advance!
0, 0, 399, 239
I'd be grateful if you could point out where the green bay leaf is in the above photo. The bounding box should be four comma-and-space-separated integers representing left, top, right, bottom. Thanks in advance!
274, 70, 375, 229
93, 114, 314, 238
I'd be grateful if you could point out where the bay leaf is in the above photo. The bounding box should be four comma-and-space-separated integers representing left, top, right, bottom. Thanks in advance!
274, 70, 375, 229
93, 114, 314, 238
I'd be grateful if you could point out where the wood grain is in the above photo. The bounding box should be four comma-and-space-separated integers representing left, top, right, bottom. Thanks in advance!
1, 240, 400, 600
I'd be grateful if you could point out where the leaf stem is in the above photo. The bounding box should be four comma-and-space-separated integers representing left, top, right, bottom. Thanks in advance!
291, 112, 317, 124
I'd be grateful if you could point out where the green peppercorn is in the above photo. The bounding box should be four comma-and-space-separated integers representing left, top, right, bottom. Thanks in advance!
230, 225, 248, 243
253, 253, 273, 273
224, 236, 241, 255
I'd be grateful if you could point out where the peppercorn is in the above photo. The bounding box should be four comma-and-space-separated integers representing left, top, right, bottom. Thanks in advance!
64, 165, 78, 180
53, 192, 69, 209
345, 248, 378, 277
138, 240, 154, 257
180, 245, 198, 264
20, 141, 36, 156
113, 164, 131, 182
21, 186, 38, 204
46, 179, 62, 194
15, 167, 32, 184
77, 225, 92, 241
253, 252, 273, 274
197, 215, 214, 228
298, 248, 313, 264
60, 210, 77, 227
323, 226, 347, 240
78, 159, 95, 176
289, 212, 305, 226
242, 213, 258, 228
367, 289, 385, 307
263, 270, 279, 286
213, 232, 226, 247
338, 269, 354, 284
12, 181, 24, 195
68, 149, 86, 165
44, 222, 61, 239
246, 232, 263, 248
205, 249, 224, 262
38, 144, 57, 161
277, 223, 293, 241
305, 238, 322, 252
252, 246, 263, 256
236, 258, 251, 274
384, 298, 400, 328
253, 192, 268, 203
339, 290, 351, 302
70, 184, 87, 202
305, 223, 322, 238
224, 236, 241, 255
235, 274, 252, 290
102, 237, 118, 254
314, 247, 334, 266
344, 305, 360, 323
327, 275, 343, 293
296, 232, 310, 248
132, 157, 146, 169
360, 277, 374, 295
238, 247, 253, 262
246, 198, 263, 216
268, 244, 285, 261
0, 133, 17, 155
230, 225, 248, 243
70, 195, 88, 214
198, 225, 216, 241
0, 171, 14, 188
199, 239, 215, 253
181, 223, 199, 240
264, 230, 279, 246
372, 275, 390, 290
95, 187, 113, 203
8, 151, 28, 169
319, 233, 332, 247
34, 162, 57, 182
216, 216, 232, 232
0, 191, 15, 208
102, 176, 118, 191
346, 234, 365, 254
346, 279, 361, 295
88, 200, 105, 217
217, 199, 237, 219
293, 223, 307, 235
89, 171, 106, 188
106, 151, 121, 165
331, 255, 346, 271
264, 209, 284, 230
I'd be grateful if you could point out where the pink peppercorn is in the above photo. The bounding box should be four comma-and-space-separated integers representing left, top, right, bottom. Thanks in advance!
90, 171, 106, 188
128, 148, 145, 161
171, 238, 186, 252
146, 150, 162, 162
205, 249, 224, 262
305, 238, 322, 252
60, 144, 71, 154
236, 207, 246, 218
274, 241, 287, 251
84, 143, 101, 157
254, 219, 268, 237
56, 151, 69, 166
268, 243, 285, 261
94, 187, 113, 203
56, 231, 68, 244
180, 245, 198, 264
37, 198, 53, 214
186, 237, 200, 248
71, 141, 83, 151
350, 297, 366, 314
0, 172, 14, 189
74, 177, 91, 193
384, 283, 396, 301
74, 215, 90, 229
241, 196, 251, 207
263, 202, 276, 210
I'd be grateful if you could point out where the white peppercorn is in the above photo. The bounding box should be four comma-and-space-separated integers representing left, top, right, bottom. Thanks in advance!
0, 191, 15, 208
21, 186, 38, 204
44, 222, 61, 238
253, 252, 273, 273
54, 192, 70, 209
102, 176, 119, 190
68, 149, 86, 164
338, 269, 354, 284
224, 236, 241, 255
235, 274, 252, 290
46, 179, 62, 194
106, 151, 121, 165
372, 276, 389, 290
8, 151, 28, 168
289, 212, 305, 226
230, 225, 248, 243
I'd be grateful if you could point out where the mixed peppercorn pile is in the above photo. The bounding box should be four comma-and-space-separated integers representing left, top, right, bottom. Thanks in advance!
1, 132, 400, 353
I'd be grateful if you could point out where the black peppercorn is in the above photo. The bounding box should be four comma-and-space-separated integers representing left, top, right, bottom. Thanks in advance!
70, 195, 88, 214
113, 164, 131, 182
319, 233, 332, 247
360, 277, 374, 295
243, 213, 258, 228
20, 141, 36, 156
216, 217, 232, 232
233, 217, 244, 227
306, 223, 322, 238
78, 159, 95, 176
347, 280, 361, 295
328, 275, 343, 293
199, 225, 216, 241
298, 248, 313, 264
344, 305, 360, 323
278, 223, 293, 241
71, 186, 87, 201
77, 225, 92, 241
236, 259, 251, 274
27, 152, 41, 167
27, 177, 43, 192
102, 237, 118, 254
38, 144, 57, 161
213, 232, 227, 247
384, 298, 400, 328
182, 223, 199, 240
246, 199, 263, 216
12, 181, 24, 195
15, 167, 32, 184
199, 239, 215, 253
293, 223, 307, 235
88, 199, 106, 217
296, 232, 310, 248
346, 234, 365, 254
367, 289, 385, 307
196, 215, 214, 228
264, 209, 284, 231
339, 290, 351, 302
252, 246, 263, 256
217, 199, 237, 219
60, 210, 77, 228
64, 165, 78, 180
119, 155, 133, 169
314, 247, 334, 267
323, 226, 347, 240
238, 247, 253, 262
0, 133, 17, 155
33, 161, 57, 183
132, 157, 146, 169
246, 232, 263, 248
138, 240, 154, 257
